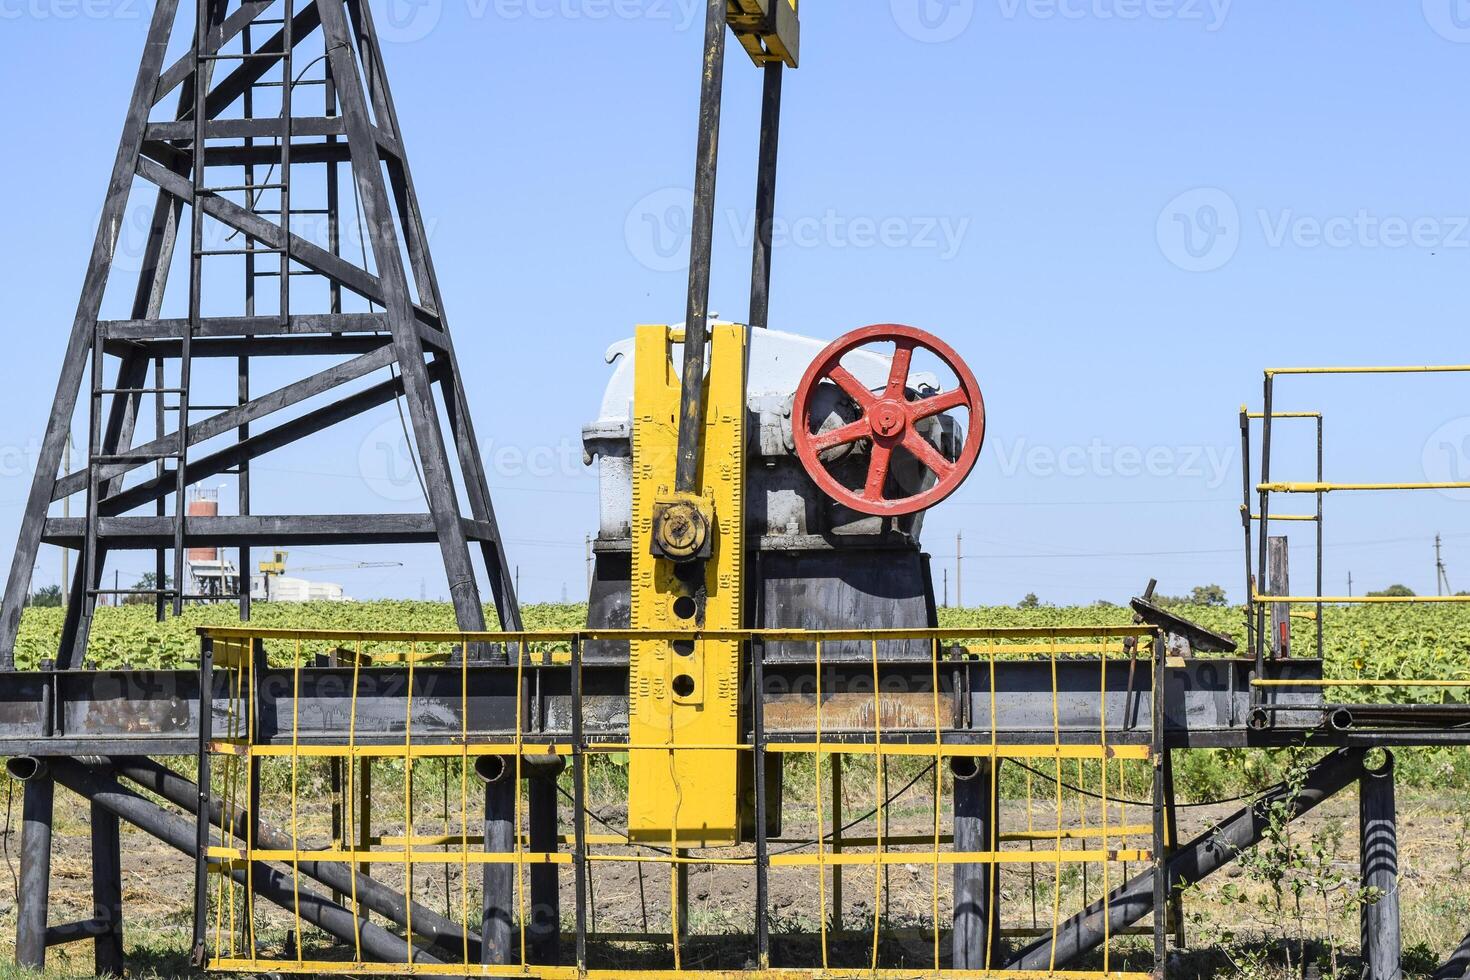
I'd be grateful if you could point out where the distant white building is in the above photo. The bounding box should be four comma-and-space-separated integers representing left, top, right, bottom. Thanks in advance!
184, 490, 351, 603
185, 556, 350, 603
253, 575, 349, 603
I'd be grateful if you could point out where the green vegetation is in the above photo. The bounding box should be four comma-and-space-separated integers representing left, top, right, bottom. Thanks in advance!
16, 598, 1470, 796
24, 585, 60, 608
1368, 584, 1417, 598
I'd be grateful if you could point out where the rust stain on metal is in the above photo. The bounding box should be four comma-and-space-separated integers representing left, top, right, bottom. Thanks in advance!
763, 693, 953, 733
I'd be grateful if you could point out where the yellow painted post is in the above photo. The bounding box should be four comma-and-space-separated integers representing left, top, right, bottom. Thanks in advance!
628, 323, 748, 847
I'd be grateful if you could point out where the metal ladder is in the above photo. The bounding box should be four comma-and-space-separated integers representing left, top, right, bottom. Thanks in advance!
79, 0, 305, 625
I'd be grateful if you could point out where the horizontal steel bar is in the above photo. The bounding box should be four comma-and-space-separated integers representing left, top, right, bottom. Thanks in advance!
1252, 592, 1470, 604
197, 625, 1160, 643
209, 964, 1151, 979
1261, 481, 1470, 492
40, 514, 472, 548
1267, 364, 1470, 376
1245, 411, 1322, 419
1253, 678, 1470, 688
212, 847, 1151, 868
146, 116, 344, 140
763, 743, 1150, 760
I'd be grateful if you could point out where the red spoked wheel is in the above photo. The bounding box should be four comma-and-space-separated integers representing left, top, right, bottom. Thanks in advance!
793, 324, 985, 517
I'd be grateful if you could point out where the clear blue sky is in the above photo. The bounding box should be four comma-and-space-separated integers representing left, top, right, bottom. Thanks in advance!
3, 1, 1470, 607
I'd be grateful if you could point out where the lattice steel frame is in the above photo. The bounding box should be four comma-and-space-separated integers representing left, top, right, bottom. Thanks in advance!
0, 0, 521, 672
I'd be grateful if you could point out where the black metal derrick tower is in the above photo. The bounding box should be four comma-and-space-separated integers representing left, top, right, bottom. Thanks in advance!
0, 0, 520, 668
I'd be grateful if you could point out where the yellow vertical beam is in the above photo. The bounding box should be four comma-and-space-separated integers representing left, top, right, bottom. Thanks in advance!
628, 323, 747, 847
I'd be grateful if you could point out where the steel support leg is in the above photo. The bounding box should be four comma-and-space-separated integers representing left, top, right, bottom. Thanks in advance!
1436, 932, 1470, 980
528, 769, 561, 964
482, 757, 515, 966
954, 758, 999, 969
1361, 754, 1401, 980
91, 800, 126, 976
15, 767, 54, 970
830, 753, 843, 932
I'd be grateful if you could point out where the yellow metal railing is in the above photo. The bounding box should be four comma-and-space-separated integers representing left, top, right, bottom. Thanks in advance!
195, 625, 1165, 980
1250, 364, 1470, 677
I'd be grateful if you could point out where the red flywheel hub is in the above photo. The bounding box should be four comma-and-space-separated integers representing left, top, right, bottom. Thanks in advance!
792, 324, 985, 517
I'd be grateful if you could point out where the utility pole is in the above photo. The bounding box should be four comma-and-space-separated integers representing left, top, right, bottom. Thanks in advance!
60, 431, 71, 608
956, 531, 964, 610
943, 569, 949, 608
1348, 571, 1353, 598
1436, 534, 1451, 596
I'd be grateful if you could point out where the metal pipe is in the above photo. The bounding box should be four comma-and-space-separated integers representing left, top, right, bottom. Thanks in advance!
91, 799, 125, 975
1255, 372, 1274, 692
1239, 407, 1255, 658
480, 755, 515, 966
1008, 747, 1369, 972
1323, 414, 1334, 658
1435, 930, 1470, 980
674, 0, 729, 494
14, 759, 53, 970
747, 61, 783, 331
46, 758, 434, 966
953, 757, 997, 969
751, 636, 770, 967
1360, 753, 1400, 980
475, 753, 565, 784
107, 755, 479, 960
527, 761, 562, 964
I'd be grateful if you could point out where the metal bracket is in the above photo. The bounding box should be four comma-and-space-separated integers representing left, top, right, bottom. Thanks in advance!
728, 0, 800, 68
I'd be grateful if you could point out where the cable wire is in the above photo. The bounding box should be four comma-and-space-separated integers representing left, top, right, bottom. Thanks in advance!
2, 776, 16, 901
770, 761, 938, 857
1009, 759, 1261, 809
